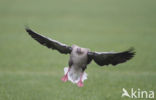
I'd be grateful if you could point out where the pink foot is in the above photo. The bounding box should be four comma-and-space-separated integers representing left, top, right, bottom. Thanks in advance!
61, 75, 68, 82
77, 80, 84, 87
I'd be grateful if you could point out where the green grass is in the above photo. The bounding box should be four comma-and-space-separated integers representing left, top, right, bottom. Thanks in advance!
0, 0, 156, 100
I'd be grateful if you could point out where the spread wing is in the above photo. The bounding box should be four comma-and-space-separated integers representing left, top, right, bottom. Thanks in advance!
87, 48, 135, 66
25, 28, 72, 54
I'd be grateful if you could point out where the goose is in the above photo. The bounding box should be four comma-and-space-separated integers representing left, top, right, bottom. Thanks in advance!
25, 28, 135, 87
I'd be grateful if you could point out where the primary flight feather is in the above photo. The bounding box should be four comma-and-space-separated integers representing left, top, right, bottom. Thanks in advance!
25, 28, 135, 87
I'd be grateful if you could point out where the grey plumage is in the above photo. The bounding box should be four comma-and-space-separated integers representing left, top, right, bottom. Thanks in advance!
25, 28, 135, 67
25, 28, 135, 85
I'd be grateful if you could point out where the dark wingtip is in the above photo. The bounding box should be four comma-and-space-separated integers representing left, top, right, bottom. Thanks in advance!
112, 47, 136, 66
24, 25, 34, 35
124, 47, 136, 61
24, 25, 32, 32
128, 47, 136, 55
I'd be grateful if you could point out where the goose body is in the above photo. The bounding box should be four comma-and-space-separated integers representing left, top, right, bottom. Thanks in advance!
25, 28, 135, 87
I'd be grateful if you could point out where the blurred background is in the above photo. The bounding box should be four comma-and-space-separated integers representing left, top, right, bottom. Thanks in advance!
0, 0, 156, 100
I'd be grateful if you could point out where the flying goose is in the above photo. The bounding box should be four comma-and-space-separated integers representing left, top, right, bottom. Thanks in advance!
25, 28, 135, 87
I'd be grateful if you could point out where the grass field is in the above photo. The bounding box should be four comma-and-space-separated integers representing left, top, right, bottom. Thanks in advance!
0, 0, 156, 100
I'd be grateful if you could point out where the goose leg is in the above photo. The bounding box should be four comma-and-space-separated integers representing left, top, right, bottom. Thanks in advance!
77, 73, 84, 87
61, 67, 70, 82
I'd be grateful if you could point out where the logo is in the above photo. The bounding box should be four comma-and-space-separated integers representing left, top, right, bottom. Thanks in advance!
122, 88, 154, 99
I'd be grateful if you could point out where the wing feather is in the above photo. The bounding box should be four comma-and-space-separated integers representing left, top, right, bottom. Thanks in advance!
87, 48, 135, 66
25, 28, 72, 54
